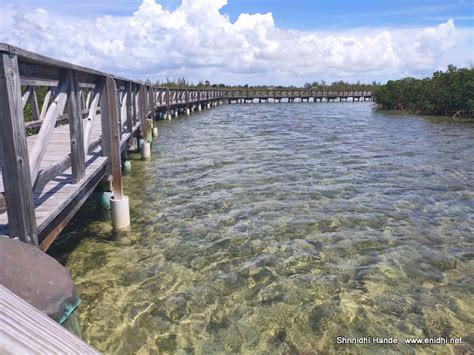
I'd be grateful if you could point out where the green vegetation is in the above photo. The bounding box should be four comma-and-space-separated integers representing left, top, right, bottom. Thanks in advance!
22, 86, 48, 122
373, 65, 474, 118
153, 77, 378, 91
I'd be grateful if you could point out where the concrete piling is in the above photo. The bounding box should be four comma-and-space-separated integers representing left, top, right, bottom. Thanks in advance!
141, 141, 151, 159
110, 196, 130, 230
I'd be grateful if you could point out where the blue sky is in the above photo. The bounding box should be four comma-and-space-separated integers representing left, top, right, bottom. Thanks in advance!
212, 0, 473, 29
1, 0, 473, 85
7, 0, 474, 29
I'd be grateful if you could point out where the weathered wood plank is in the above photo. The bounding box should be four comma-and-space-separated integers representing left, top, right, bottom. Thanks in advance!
119, 87, 127, 130
37, 156, 107, 250
29, 86, 40, 121
40, 87, 53, 120
20, 78, 58, 87
166, 88, 171, 112
132, 85, 138, 127
68, 71, 85, 183
99, 82, 111, 175
0, 53, 37, 245
138, 85, 148, 139
33, 156, 71, 193
84, 85, 101, 155
29, 71, 70, 183
21, 89, 30, 109
101, 77, 123, 200
126, 83, 133, 135
0, 285, 100, 354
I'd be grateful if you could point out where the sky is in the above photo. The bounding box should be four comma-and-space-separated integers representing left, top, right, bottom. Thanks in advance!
0, 0, 473, 85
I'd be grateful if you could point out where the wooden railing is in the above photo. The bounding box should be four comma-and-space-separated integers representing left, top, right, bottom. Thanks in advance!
0, 43, 225, 245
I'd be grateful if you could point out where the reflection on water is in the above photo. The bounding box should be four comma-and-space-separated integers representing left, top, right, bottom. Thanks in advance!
50, 103, 474, 354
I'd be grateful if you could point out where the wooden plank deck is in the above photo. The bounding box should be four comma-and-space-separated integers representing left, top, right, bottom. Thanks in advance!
0, 117, 139, 245
0, 285, 100, 354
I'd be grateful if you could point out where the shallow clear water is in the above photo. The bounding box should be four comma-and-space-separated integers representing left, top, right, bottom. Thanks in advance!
50, 103, 474, 354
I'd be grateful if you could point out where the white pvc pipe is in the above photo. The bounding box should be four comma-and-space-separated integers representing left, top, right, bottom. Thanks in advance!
111, 196, 130, 230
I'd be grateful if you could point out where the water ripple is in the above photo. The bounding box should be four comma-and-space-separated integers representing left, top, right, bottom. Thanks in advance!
51, 103, 474, 354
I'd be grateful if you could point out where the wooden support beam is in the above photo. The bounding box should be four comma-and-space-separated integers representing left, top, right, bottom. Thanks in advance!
39, 88, 53, 120
67, 71, 85, 183
85, 89, 92, 109
29, 71, 70, 183
83, 81, 101, 155
150, 87, 156, 120
101, 76, 123, 199
126, 82, 133, 134
119, 87, 127, 129
21, 89, 30, 109
0, 53, 38, 245
132, 85, 138, 127
29, 86, 40, 121
138, 85, 148, 139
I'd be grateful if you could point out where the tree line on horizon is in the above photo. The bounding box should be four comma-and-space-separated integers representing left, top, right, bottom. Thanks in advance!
148, 77, 378, 91
373, 65, 474, 118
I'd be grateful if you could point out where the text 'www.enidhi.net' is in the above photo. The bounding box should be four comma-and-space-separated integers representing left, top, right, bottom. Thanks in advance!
336, 337, 463, 345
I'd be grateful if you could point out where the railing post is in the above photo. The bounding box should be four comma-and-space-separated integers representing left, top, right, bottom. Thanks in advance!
126, 82, 133, 135
67, 71, 86, 183
132, 85, 138, 126
138, 85, 151, 157
185, 89, 190, 115
101, 76, 130, 230
138, 85, 148, 139
0, 52, 38, 245
103, 76, 123, 199
149, 87, 156, 118
150, 88, 159, 137
166, 88, 170, 118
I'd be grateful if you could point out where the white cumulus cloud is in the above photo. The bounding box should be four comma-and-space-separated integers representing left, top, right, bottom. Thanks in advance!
1, 0, 472, 85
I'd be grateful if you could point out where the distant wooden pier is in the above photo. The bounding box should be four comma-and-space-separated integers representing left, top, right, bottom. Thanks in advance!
224, 88, 372, 103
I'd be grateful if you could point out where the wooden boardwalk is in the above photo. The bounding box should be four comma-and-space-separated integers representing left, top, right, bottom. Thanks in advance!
0, 44, 225, 250
0, 43, 373, 251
